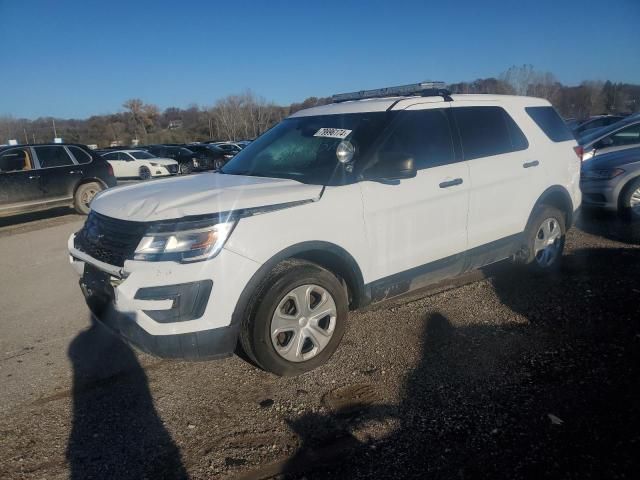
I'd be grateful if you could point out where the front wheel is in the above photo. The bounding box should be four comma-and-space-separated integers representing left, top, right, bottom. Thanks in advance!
139, 166, 151, 180
619, 177, 640, 219
178, 162, 192, 175
518, 205, 566, 272
239, 259, 348, 376
74, 182, 103, 215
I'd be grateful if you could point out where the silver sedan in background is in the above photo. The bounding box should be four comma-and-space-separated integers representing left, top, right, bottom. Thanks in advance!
581, 146, 640, 216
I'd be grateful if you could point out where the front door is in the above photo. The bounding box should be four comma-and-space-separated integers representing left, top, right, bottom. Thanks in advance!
359, 106, 470, 299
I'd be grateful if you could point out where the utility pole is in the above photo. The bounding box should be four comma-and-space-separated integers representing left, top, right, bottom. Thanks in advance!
52, 118, 58, 138
23, 128, 29, 144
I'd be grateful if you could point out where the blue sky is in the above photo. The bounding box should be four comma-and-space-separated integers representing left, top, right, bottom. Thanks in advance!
1, 0, 638, 119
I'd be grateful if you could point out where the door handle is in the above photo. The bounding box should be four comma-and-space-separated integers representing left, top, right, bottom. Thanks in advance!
69, 170, 83, 174
523, 160, 540, 168
28, 175, 40, 180
439, 178, 463, 188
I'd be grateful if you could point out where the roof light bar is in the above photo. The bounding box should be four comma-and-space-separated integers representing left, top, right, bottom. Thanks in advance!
332, 81, 449, 103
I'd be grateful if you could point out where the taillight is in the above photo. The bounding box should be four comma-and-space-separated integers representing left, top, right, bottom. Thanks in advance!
573, 145, 584, 161
107, 163, 114, 176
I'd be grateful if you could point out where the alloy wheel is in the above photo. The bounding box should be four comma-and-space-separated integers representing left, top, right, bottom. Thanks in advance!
630, 186, 640, 212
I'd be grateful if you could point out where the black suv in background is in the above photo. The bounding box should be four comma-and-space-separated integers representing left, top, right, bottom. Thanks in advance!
0, 143, 117, 217
138, 145, 203, 174
184, 144, 228, 170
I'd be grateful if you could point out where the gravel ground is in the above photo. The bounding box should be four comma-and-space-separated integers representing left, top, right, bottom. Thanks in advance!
0, 209, 639, 479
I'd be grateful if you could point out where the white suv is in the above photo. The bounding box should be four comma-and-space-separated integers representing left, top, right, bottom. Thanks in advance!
68, 82, 581, 376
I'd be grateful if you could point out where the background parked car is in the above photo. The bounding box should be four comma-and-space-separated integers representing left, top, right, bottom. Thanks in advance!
573, 115, 624, 137
138, 145, 200, 174
203, 141, 243, 156
100, 150, 178, 179
581, 146, 640, 217
0, 143, 116, 216
184, 144, 228, 169
577, 114, 640, 162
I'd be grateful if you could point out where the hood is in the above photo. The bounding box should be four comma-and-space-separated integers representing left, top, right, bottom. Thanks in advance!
91, 173, 323, 222
582, 147, 640, 171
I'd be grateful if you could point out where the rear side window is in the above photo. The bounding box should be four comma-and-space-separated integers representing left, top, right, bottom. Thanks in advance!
454, 106, 528, 160
525, 106, 574, 142
68, 146, 92, 164
34, 146, 75, 168
377, 109, 455, 169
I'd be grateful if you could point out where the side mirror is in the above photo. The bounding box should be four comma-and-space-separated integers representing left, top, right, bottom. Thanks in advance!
364, 152, 416, 181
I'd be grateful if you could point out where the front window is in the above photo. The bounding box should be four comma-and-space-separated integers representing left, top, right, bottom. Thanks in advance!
220, 112, 391, 185
130, 151, 156, 159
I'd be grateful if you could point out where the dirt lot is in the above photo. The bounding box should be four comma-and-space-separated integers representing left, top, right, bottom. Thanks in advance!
0, 209, 639, 479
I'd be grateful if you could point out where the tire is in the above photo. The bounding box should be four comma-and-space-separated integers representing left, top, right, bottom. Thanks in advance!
178, 162, 192, 175
214, 159, 224, 170
619, 177, 640, 219
139, 166, 151, 180
518, 205, 566, 273
239, 259, 348, 376
74, 182, 103, 215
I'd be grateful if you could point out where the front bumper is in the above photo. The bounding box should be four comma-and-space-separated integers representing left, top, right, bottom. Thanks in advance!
68, 233, 260, 360
580, 180, 618, 211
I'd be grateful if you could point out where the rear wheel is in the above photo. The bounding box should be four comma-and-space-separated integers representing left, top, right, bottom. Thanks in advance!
74, 182, 103, 215
139, 166, 151, 180
519, 205, 566, 273
239, 259, 348, 376
214, 158, 225, 170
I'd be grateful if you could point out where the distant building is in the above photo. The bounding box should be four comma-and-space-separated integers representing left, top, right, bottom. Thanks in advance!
109, 140, 124, 147
168, 120, 183, 130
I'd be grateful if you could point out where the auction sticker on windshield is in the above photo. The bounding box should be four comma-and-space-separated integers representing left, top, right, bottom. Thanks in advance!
314, 128, 352, 139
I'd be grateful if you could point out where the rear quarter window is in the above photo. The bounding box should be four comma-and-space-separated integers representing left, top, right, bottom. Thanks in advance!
525, 106, 574, 142
68, 146, 93, 164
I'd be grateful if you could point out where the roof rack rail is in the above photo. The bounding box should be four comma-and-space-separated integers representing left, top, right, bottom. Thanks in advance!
332, 81, 452, 103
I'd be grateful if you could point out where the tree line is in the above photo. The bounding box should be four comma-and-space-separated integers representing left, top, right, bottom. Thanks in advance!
1, 65, 638, 147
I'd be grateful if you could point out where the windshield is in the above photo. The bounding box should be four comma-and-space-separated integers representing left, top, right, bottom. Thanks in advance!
130, 151, 155, 159
580, 118, 636, 145
221, 112, 390, 184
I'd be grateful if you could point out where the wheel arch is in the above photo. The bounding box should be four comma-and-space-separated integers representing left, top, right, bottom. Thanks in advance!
528, 185, 575, 229
230, 241, 367, 328
72, 177, 108, 197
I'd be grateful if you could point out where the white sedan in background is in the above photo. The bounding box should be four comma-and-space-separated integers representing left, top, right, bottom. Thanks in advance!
101, 150, 179, 179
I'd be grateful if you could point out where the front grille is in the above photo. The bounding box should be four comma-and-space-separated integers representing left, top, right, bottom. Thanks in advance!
75, 212, 147, 267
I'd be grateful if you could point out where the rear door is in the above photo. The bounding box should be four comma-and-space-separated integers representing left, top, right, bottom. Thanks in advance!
359, 105, 470, 289
452, 104, 540, 255
0, 147, 42, 210
32, 146, 82, 199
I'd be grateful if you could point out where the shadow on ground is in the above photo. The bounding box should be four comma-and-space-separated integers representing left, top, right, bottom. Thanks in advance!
576, 208, 640, 244
66, 317, 187, 479
271, 244, 640, 478
0, 206, 75, 228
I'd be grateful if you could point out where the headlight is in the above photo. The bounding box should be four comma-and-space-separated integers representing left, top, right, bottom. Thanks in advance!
134, 222, 236, 262
581, 168, 625, 180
